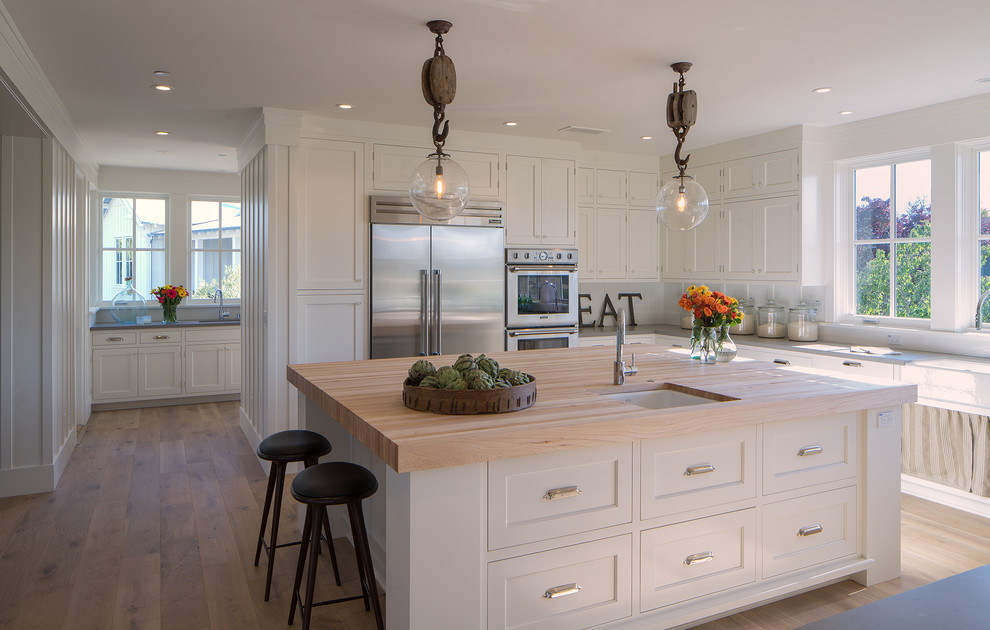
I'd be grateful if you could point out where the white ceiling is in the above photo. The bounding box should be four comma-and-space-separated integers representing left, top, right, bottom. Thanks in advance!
3, 0, 990, 173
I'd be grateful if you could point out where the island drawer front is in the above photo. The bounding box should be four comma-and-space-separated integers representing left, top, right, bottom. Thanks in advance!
91, 331, 138, 346
488, 443, 632, 550
761, 485, 858, 578
488, 534, 632, 630
139, 330, 181, 344
640, 508, 757, 612
184, 327, 240, 343
762, 413, 859, 495
641, 426, 757, 520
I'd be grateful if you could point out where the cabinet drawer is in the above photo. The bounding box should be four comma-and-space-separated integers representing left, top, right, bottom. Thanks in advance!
763, 413, 859, 494
641, 426, 756, 520
139, 330, 181, 344
488, 534, 631, 630
762, 485, 858, 578
812, 355, 896, 380
640, 509, 756, 612
91, 331, 137, 346
488, 443, 632, 549
185, 327, 239, 343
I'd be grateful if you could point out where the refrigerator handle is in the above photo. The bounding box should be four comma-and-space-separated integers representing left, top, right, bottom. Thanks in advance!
420, 269, 429, 356
433, 269, 442, 356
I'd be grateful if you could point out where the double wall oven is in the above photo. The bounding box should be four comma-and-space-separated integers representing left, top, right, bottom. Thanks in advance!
505, 248, 579, 350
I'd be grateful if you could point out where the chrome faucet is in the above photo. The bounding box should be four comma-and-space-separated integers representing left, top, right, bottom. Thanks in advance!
614, 307, 638, 385
210, 289, 230, 321
977, 289, 990, 330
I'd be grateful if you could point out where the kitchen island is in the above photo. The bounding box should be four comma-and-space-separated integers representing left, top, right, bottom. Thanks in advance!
288, 345, 916, 630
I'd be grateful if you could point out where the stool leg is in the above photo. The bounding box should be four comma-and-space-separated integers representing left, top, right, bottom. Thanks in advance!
321, 507, 342, 586
264, 461, 287, 601
349, 501, 385, 630
253, 461, 278, 566
288, 505, 314, 626
301, 506, 324, 630
347, 503, 372, 611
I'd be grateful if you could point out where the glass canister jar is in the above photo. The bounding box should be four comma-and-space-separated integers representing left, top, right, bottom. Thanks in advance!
757, 298, 786, 338
680, 311, 693, 329
732, 298, 757, 335
787, 300, 819, 342
110, 277, 149, 324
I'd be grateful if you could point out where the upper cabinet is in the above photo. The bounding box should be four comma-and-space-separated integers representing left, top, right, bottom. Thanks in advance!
662, 205, 720, 280
505, 155, 576, 247
373, 144, 501, 198
722, 197, 800, 281
595, 169, 627, 205
627, 172, 659, 207
723, 149, 799, 199
577, 167, 595, 205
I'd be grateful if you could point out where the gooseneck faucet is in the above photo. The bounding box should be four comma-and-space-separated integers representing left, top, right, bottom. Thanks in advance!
211, 289, 230, 321
977, 289, 990, 330
614, 308, 638, 385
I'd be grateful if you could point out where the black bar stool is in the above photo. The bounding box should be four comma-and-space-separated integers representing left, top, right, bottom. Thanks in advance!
288, 462, 385, 630
254, 430, 342, 601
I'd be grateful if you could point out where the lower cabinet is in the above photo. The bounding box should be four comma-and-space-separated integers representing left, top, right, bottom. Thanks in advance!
92, 347, 139, 400
184, 343, 241, 394
138, 345, 183, 397
762, 485, 858, 578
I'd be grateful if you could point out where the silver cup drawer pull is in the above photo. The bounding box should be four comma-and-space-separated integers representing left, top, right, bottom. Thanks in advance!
842, 360, 863, 368
798, 445, 824, 457
684, 463, 716, 476
684, 551, 715, 566
543, 583, 582, 599
798, 523, 823, 537
153, 335, 171, 340
543, 486, 582, 501
105, 336, 124, 342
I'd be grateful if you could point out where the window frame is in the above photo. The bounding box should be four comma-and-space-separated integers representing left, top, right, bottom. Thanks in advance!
973, 144, 990, 328
187, 197, 242, 302
98, 193, 169, 304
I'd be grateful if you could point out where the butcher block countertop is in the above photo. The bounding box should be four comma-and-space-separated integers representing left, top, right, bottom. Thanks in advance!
287, 345, 917, 474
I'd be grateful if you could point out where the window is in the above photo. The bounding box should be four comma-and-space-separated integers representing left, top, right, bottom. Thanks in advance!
852, 159, 931, 319
980, 151, 990, 322
190, 200, 241, 298
100, 196, 167, 300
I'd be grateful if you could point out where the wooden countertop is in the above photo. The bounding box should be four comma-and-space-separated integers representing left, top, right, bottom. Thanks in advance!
287, 345, 917, 473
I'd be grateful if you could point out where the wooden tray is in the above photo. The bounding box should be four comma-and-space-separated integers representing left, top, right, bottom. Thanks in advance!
402, 376, 537, 415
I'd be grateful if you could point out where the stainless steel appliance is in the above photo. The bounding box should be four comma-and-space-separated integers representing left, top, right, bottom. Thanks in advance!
370, 196, 505, 359
505, 247, 579, 350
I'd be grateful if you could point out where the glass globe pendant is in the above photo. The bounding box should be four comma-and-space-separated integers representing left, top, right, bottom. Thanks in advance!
409, 153, 470, 221
657, 174, 709, 231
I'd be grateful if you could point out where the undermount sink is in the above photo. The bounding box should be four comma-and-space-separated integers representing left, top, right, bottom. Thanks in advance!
604, 387, 722, 410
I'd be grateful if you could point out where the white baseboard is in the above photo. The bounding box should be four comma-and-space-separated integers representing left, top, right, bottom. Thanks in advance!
52, 432, 75, 487
901, 474, 990, 520
239, 407, 266, 475
0, 464, 54, 497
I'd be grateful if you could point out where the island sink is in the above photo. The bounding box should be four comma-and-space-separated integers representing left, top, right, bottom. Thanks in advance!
604, 385, 723, 409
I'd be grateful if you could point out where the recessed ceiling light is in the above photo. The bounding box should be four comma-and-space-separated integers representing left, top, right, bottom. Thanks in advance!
155, 130, 169, 135
218, 153, 228, 157
152, 84, 173, 91
156, 149, 170, 154
977, 77, 990, 83
336, 103, 353, 109
153, 70, 170, 77
839, 110, 854, 116
640, 136, 653, 140
812, 87, 832, 94
503, 121, 518, 126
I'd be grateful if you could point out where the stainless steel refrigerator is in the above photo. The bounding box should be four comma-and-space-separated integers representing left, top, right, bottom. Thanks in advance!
370, 196, 505, 359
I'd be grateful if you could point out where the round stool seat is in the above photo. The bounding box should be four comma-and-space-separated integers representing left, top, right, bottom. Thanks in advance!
257, 430, 331, 462
291, 462, 379, 506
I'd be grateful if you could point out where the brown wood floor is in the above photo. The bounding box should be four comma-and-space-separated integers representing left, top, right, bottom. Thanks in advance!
0, 401, 987, 630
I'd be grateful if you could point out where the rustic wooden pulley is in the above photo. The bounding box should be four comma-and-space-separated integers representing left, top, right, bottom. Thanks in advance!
666, 62, 697, 130
421, 20, 456, 107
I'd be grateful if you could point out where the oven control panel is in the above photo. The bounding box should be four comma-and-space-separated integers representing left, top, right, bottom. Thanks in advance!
505, 248, 578, 264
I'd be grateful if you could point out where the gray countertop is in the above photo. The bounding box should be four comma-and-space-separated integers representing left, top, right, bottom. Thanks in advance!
91, 320, 240, 331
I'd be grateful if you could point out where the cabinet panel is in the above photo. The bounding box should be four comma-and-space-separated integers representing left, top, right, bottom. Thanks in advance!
687, 208, 720, 276
762, 486, 858, 578
488, 443, 632, 550
626, 209, 659, 280
374, 145, 500, 197
761, 197, 800, 279
627, 171, 658, 206
662, 226, 688, 278
295, 294, 366, 363
811, 355, 895, 380
506, 155, 542, 246
91, 331, 138, 346
488, 535, 632, 630
595, 169, 626, 205
92, 348, 138, 400
541, 158, 576, 246
763, 413, 859, 494
577, 206, 595, 279
139, 330, 181, 344
691, 163, 721, 201
594, 207, 626, 279
723, 200, 758, 277
576, 168, 594, 205
641, 426, 756, 520
724, 149, 799, 199
640, 509, 757, 612
184, 344, 225, 394
138, 345, 182, 397
225, 344, 241, 391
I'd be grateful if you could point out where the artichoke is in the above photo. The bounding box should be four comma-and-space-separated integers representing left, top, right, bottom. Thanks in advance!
468, 372, 495, 390
456, 353, 474, 361
436, 367, 462, 389
497, 367, 513, 381
477, 355, 500, 379
506, 370, 531, 386
418, 375, 440, 389
453, 356, 478, 375
493, 378, 511, 388
444, 378, 469, 390
407, 359, 436, 384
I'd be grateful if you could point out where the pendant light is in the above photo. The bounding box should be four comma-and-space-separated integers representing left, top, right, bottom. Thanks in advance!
409, 20, 470, 221
656, 62, 709, 231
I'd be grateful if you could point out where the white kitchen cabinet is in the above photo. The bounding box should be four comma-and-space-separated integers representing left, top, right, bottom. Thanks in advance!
721, 196, 800, 281
595, 169, 627, 205
92, 347, 138, 401
734, 345, 815, 367
626, 208, 659, 280
761, 486, 858, 578
811, 355, 897, 380
577, 206, 595, 279
663, 163, 721, 202
138, 345, 182, 397
594, 207, 626, 279
576, 167, 594, 204
723, 149, 799, 199
628, 171, 659, 207
224, 343, 241, 391
661, 204, 720, 280
184, 344, 225, 394
506, 155, 576, 247
372, 143, 500, 198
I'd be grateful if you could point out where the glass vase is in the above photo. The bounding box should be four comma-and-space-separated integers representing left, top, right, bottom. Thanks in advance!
715, 325, 738, 363
698, 327, 718, 364
689, 324, 702, 360
110, 278, 148, 324
161, 302, 178, 324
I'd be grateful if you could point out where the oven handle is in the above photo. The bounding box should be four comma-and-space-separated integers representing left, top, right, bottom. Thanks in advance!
507, 265, 577, 273
508, 328, 578, 337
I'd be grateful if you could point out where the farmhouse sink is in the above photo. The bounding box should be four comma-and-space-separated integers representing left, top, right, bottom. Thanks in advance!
604, 387, 720, 410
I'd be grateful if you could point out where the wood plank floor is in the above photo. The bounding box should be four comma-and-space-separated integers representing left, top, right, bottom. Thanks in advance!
1, 401, 987, 629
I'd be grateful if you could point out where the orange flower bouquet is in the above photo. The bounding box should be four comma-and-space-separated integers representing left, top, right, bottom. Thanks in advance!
678, 285, 744, 363
151, 283, 188, 324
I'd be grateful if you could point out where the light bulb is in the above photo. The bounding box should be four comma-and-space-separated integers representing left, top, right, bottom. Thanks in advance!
410, 154, 470, 220
435, 173, 445, 197
656, 175, 709, 231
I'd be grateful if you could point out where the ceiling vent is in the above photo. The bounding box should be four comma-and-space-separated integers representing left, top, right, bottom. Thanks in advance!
558, 125, 610, 135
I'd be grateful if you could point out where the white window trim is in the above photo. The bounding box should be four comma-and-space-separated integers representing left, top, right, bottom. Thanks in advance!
187, 195, 241, 304
965, 141, 990, 330
96, 192, 170, 305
